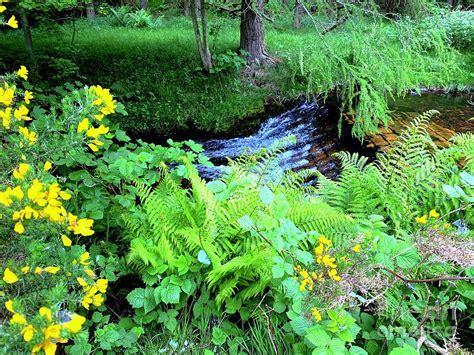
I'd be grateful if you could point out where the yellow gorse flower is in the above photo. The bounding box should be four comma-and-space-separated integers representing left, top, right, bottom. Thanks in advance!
3, 267, 19, 283
17, 66, 28, 80
0, 83, 14, 106
24, 90, 33, 104
429, 209, 440, 218
311, 307, 322, 322
61, 234, 72, 247
6, 15, 18, 29
0, 107, 12, 129
415, 214, 427, 224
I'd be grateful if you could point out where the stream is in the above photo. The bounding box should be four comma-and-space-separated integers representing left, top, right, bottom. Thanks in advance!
198, 93, 473, 180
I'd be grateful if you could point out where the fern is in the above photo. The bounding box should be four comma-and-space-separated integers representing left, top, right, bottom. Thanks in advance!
317, 111, 472, 232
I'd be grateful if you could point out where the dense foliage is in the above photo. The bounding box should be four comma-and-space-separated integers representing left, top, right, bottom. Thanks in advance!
1, 0, 473, 354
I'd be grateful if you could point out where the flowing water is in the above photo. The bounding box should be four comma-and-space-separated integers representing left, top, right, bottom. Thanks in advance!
198, 93, 473, 180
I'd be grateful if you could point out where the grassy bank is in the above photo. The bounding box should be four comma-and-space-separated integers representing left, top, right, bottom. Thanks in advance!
0, 13, 471, 137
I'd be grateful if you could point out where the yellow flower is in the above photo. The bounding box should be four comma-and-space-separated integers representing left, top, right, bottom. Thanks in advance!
92, 293, 104, 307
0, 5, 6, 13
314, 244, 324, 256
59, 191, 71, 200
7, 16, 18, 29
44, 324, 61, 339
85, 268, 95, 278
34, 267, 43, 275
318, 235, 333, 247
13, 163, 30, 180
79, 252, 91, 265
32, 339, 58, 355
5, 300, 14, 313
44, 266, 60, 274
68, 214, 94, 236
87, 143, 99, 152
24, 90, 33, 104
96, 278, 108, 293
39, 307, 52, 321
86, 124, 109, 139
0, 107, 11, 129
77, 118, 89, 133
3, 268, 19, 283
415, 215, 427, 224
43, 161, 52, 171
77, 277, 88, 287
17, 66, 28, 80
14, 221, 25, 234
321, 255, 337, 269
10, 313, 27, 325
18, 126, 36, 145
62, 313, 86, 333
429, 209, 440, 218
61, 234, 72, 247
352, 244, 361, 253
94, 114, 104, 121
0, 84, 14, 106
328, 268, 341, 281
311, 307, 322, 322
14, 105, 31, 121
21, 324, 35, 342
21, 266, 30, 273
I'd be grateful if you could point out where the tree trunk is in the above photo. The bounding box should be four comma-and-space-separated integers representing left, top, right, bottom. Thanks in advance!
20, 12, 37, 77
85, 1, 96, 19
293, 0, 304, 28
183, 0, 190, 16
140, 0, 148, 9
190, 0, 212, 73
239, 0, 270, 64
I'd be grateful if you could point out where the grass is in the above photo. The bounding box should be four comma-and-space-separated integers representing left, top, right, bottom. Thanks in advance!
0, 13, 471, 137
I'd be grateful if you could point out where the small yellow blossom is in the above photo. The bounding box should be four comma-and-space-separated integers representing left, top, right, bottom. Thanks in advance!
429, 209, 440, 218
415, 215, 427, 224
10, 313, 27, 325
0, 107, 11, 129
0, 5, 6, 13
352, 244, 361, 253
96, 278, 108, 293
0, 84, 14, 106
77, 118, 89, 133
39, 307, 52, 321
43, 161, 52, 171
34, 267, 43, 275
24, 90, 33, 104
68, 214, 94, 236
14, 221, 25, 234
61, 234, 72, 247
3, 268, 18, 284
17, 66, 28, 80
77, 277, 88, 287
21, 325, 35, 342
311, 307, 322, 322
87, 143, 99, 152
79, 252, 91, 266
18, 126, 37, 145
7, 16, 18, 29
21, 266, 30, 273
62, 313, 86, 333
5, 300, 14, 313
44, 266, 60, 274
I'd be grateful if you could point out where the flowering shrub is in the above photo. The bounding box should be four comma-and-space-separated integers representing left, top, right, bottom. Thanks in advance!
0, 66, 113, 353
0, 10, 115, 350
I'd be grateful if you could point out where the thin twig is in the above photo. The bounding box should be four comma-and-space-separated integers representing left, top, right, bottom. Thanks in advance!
375, 266, 474, 283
